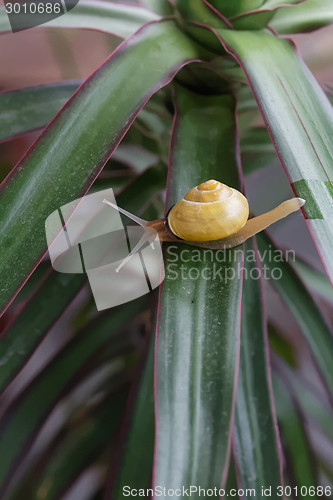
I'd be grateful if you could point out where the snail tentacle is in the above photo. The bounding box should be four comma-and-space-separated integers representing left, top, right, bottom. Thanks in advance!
115, 227, 157, 273
102, 199, 148, 227
102, 199, 157, 272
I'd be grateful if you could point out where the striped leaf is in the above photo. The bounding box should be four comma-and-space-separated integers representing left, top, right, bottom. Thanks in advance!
271, 0, 333, 34
216, 29, 333, 283
154, 86, 243, 491
0, 20, 201, 316
0, 272, 84, 392
0, 1, 159, 36
257, 232, 333, 396
9, 385, 130, 500
226, 1, 307, 30
0, 298, 145, 497
234, 239, 282, 495
273, 374, 318, 493
0, 164, 166, 393
109, 338, 155, 497
0, 81, 80, 142
292, 257, 333, 305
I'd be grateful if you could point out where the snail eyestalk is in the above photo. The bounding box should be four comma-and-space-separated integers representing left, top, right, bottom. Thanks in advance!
103, 199, 156, 272
115, 227, 157, 273
102, 199, 148, 227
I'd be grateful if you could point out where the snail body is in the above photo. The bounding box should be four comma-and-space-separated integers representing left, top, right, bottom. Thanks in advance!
103, 179, 305, 272
167, 179, 249, 241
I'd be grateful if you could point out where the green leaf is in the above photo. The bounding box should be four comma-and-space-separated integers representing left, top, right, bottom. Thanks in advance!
154, 87, 243, 491
256, 232, 333, 396
268, 323, 297, 368
325, 85, 333, 107
170, 0, 230, 54
0, 297, 146, 497
7, 261, 49, 301
271, 0, 333, 34
225, 458, 240, 496
292, 257, 333, 304
273, 375, 318, 493
241, 127, 277, 174
110, 338, 155, 496
236, 85, 259, 114
0, 1, 159, 37
201, 0, 305, 32
263, 0, 307, 6
0, 163, 166, 393
112, 144, 158, 173
242, 151, 276, 175
9, 374, 131, 500
30, 386, 129, 500
121, 165, 167, 211
281, 362, 333, 443
231, 11, 275, 30
0, 81, 80, 142
210, 0, 263, 18
241, 128, 275, 154
0, 20, 201, 316
217, 29, 333, 283
234, 240, 282, 494
172, 0, 229, 27
228, 0, 307, 30
141, 0, 173, 16
0, 272, 84, 393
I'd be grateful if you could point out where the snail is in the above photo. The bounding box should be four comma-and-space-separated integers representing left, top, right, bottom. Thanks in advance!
103, 179, 305, 272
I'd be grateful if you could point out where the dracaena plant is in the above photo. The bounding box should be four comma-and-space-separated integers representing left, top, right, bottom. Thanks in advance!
0, 0, 332, 498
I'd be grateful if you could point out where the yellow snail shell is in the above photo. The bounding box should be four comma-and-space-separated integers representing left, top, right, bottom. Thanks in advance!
167, 179, 249, 241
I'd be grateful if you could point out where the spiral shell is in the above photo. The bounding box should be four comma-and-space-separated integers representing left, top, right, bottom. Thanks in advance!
167, 179, 249, 241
